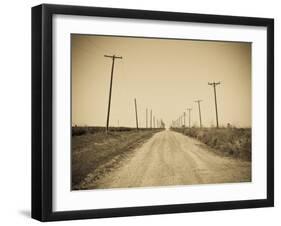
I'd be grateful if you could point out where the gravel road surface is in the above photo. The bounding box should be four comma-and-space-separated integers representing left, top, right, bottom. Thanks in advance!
91, 130, 251, 189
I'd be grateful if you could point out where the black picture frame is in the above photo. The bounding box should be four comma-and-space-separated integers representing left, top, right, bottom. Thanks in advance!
32, 4, 274, 222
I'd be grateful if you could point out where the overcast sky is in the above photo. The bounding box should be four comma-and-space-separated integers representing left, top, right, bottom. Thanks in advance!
71, 34, 251, 128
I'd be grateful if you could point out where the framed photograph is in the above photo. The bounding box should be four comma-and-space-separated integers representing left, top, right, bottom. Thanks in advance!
32, 4, 274, 221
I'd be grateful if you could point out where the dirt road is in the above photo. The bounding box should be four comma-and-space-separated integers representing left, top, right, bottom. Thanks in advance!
90, 130, 251, 189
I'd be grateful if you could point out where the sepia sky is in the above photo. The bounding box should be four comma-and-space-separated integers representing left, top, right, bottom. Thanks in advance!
71, 34, 251, 128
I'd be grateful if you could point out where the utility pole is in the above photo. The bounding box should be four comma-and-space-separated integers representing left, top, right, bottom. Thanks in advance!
183, 112, 186, 127
180, 115, 182, 127
194, 100, 203, 128
153, 116, 155, 128
187, 108, 192, 128
150, 109, 152, 129
146, 108, 148, 128
134, 98, 139, 130
208, 81, 221, 128
104, 54, 122, 133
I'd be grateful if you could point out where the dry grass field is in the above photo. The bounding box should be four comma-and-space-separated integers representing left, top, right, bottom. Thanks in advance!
171, 127, 251, 161
72, 127, 163, 190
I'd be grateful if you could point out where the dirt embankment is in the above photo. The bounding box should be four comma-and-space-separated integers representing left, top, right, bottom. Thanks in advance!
72, 129, 161, 190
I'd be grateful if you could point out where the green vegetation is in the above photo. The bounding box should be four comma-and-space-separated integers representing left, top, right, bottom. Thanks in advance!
171, 127, 251, 161
72, 127, 162, 190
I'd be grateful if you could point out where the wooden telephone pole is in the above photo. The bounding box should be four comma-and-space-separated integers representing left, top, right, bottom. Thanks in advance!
134, 98, 139, 130
194, 100, 203, 128
208, 81, 221, 128
104, 54, 122, 133
187, 108, 192, 128
150, 109, 152, 129
146, 108, 148, 128
180, 115, 183, 127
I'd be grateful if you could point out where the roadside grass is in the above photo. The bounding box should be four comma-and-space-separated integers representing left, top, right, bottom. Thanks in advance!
171, 127, 251, 161
72, 127, 162, 190
72, 126, 155, 136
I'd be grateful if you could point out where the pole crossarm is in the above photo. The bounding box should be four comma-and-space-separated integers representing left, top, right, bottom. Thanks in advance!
104, 55, 123, 59
208, 81, 221, 86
